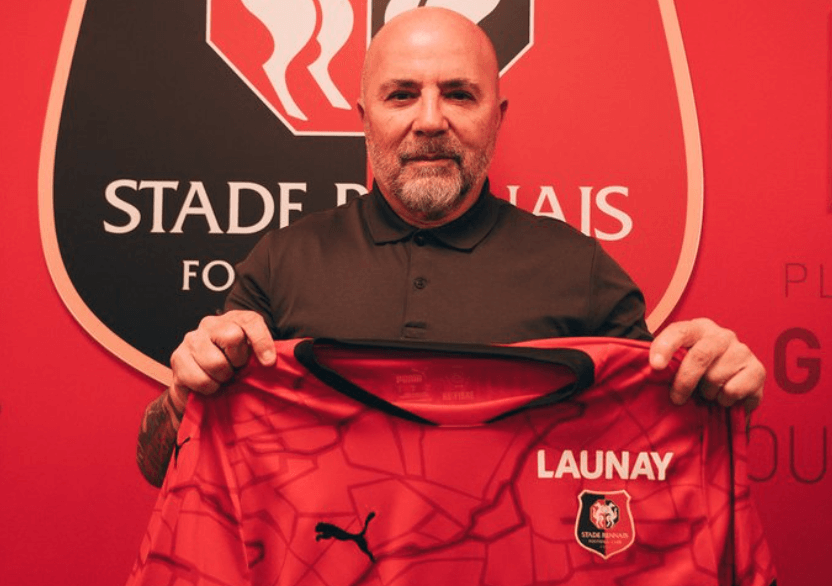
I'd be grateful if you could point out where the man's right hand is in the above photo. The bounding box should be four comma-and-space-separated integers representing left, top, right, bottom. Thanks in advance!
170, 310, 276, 398
138, 310, 274, 487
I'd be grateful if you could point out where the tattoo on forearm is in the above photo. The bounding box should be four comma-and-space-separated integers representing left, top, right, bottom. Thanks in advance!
136, 389, 182, 487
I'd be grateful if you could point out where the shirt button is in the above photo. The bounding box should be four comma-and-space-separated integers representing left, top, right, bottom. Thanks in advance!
413, 233, 426, 246
413, 277, 427, 290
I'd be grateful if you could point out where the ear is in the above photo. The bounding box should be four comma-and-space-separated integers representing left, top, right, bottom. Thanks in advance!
498, 98, 509, 126
357, 99, 365, 122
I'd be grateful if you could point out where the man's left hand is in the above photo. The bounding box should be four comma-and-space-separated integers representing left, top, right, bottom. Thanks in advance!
649, 318, 765, 413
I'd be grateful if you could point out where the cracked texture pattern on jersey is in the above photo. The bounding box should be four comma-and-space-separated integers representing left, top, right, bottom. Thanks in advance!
126, 338, 776, 586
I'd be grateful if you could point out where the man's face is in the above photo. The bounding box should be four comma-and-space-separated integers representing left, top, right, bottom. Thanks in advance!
359, 12, 507, 224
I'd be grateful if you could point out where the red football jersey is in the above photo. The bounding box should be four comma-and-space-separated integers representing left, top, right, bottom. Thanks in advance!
127, 338, 776, 586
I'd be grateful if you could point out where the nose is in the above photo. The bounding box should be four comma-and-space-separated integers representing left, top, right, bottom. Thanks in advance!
412, 94, 449, 136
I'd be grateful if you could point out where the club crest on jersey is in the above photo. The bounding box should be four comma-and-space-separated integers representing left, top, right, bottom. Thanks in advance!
575, 490, 635, 559
206, 0, 534, 135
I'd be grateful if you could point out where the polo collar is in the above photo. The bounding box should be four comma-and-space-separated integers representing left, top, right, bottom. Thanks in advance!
363, 181, 501, 251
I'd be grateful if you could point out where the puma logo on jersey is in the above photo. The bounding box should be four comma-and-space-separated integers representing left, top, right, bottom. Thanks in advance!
315, 512, 376, 562
173, 437, 191, 467
537, 449, 673, 481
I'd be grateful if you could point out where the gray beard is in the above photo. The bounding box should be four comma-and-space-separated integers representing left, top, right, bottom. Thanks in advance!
366, 134, 493, 222
392, 164, 469, 221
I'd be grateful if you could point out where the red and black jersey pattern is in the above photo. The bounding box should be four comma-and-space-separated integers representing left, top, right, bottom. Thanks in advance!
126, 338, 776, 586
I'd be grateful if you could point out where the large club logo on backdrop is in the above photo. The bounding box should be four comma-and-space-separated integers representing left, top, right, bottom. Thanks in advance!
40, 0, 700, 383
207, 0, 533, 135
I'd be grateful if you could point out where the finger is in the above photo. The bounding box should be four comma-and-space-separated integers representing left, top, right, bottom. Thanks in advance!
669, 329, 735, 405
649, 319, 712, 370
216, 332, 253, 371
198, 312, 262, 371
190, 317, 249, 378
694, 344, 747, 402
170, 342, 223, 396
699, 378, 724, 402
690, 339, 764, 409
648, 332, 679, 370
227, 311, 275, 366
714, 358, 765, 409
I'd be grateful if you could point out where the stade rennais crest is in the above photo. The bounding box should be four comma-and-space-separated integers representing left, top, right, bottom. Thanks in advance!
40, 0, 701, 383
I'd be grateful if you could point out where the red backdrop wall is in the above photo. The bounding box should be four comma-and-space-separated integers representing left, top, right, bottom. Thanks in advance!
1, 1, 829, 584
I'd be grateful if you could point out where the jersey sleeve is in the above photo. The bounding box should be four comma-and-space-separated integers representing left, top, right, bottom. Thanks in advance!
126, 395, 252, 585
728, 408, 777, 586
703, 405, 777, 586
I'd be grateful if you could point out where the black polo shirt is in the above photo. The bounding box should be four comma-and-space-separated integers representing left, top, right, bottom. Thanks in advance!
225, 182, 651, 343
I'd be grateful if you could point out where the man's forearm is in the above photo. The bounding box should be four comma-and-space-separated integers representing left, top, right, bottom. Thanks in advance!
136, 388, 186, 487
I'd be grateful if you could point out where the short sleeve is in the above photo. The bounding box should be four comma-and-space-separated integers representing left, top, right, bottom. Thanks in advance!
224, 231, 279, 337
587, 242, 652, 341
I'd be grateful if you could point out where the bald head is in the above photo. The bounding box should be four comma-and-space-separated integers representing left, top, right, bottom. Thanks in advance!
357, 7, 507, 227
361, 7, 500, 101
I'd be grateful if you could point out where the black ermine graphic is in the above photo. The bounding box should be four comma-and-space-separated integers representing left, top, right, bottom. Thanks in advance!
173, 437, 190, 467
315, 512, 376, 562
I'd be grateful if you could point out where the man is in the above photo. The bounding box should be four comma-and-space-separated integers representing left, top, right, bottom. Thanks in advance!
137, 7, 764, 487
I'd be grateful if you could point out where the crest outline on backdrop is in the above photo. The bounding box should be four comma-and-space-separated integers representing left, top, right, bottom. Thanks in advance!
647, 0, 703, 332
40, 0, 701, 384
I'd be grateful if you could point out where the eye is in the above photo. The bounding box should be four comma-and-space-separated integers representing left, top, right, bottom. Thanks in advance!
446, 90, 474, 102
386, 91, 416, 102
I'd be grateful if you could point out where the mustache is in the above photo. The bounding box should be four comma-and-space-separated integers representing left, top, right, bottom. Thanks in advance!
399, 139, 462, 164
